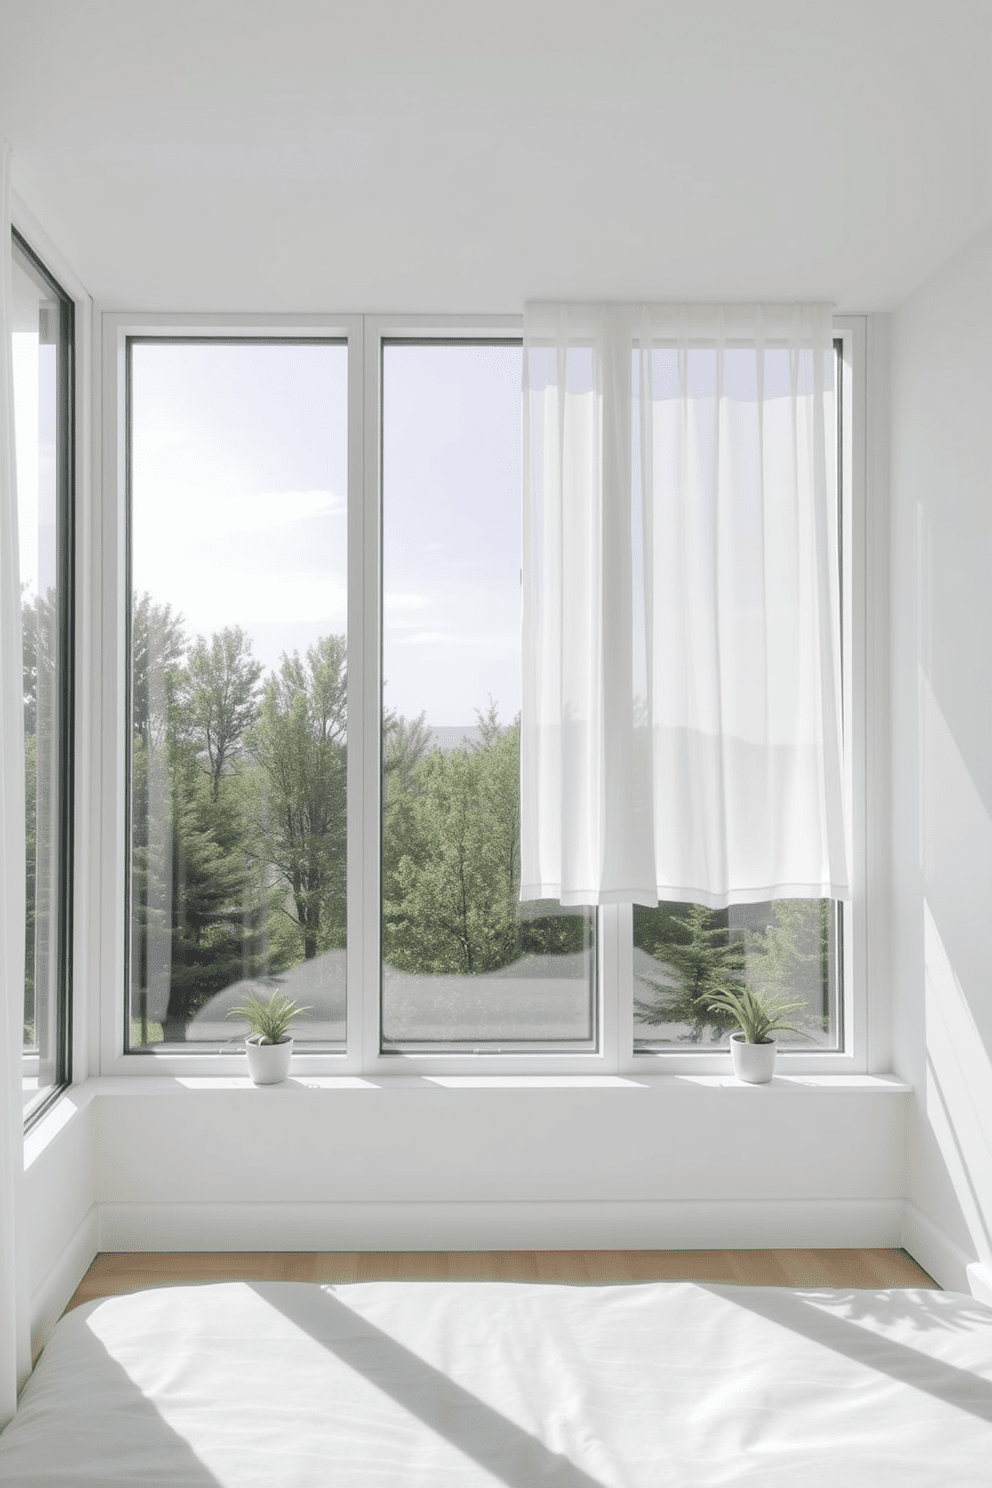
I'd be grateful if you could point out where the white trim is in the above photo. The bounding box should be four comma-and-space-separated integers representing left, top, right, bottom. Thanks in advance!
356, 315, 381, 1075
99, 1196, 905, 1254
74, 281, 97, 1087
29, 1206, 98, 1360
901, 1200, 992, 1301
863, 313, 893, 1073
85, 1071, 911, 1094
9, 194, 91, 307
97, 311, 128, 1077
834, 317, 867, 1070
8, 208, 96, 1094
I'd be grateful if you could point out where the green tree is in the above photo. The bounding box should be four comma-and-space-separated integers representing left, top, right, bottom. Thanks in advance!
383, 709, 431, 795
178, 626, 263, 798
132, 592, 186, 750
130, 605, 268, 1040
745, 900, 831, 1033
21, 585, 57, 737
130, 593, 187, 1035
22, 587, 59, 1044
382, 710, 522, 975
635, 902, 746, 1041
161, 758, 263, 1037
246, 636, 347, 962
133, 741, 264, 1041
23, 731, 37, 1038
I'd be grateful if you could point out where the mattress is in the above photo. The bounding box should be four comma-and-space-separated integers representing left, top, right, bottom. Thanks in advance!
0, 1280, 990, 1485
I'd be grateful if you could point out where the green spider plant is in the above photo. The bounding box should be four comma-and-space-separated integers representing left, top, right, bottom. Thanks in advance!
707, 986, 806, 1045
227, 990, 311, 1046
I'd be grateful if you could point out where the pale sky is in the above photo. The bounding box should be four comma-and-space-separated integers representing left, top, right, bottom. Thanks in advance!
12, 251, 58, 599
130, 339, 522, 727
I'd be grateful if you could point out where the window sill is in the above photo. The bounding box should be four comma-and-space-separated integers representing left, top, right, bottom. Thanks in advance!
83, 1071, 912, 1095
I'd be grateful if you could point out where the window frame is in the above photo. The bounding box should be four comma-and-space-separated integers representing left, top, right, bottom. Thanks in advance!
12, 226, 76, 1128
97, 312, 867, 1079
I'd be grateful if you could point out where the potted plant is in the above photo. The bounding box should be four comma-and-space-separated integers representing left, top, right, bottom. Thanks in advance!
227, 990, 311, 1085
707, 986, 805, 1084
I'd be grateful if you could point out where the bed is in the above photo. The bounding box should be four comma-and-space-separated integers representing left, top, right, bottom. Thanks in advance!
0, 1279, 990, 1484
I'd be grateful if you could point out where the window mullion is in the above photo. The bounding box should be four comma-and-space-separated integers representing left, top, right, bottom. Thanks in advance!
351, 316, 382, 1073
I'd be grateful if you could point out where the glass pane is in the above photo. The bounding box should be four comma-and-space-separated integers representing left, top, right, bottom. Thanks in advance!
128, 341, 348, 1048
12, 237, 71, 1114
633, 898, 841, 1049
381, 342, 595, 1050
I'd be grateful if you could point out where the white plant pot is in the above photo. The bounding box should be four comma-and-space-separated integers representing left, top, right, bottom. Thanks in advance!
245, 1035, 293, 1085
729, 1032, 777, 1084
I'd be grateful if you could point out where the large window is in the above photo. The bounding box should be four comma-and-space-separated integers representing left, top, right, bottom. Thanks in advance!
127, 340, 348, 1049
12, 231, 74, 1118
115, 317, 857, 1072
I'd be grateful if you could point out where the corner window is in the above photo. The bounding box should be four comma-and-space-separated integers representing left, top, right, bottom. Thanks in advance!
12, 230, 74, 1120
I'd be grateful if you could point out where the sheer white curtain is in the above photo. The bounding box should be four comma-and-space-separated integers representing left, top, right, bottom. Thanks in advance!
0, 140, 28, 1426
521, 302, 848, 908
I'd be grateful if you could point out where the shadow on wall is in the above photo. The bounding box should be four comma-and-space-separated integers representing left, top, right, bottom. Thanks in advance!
919, 652, 992, 1279
924, 899, 992, 1273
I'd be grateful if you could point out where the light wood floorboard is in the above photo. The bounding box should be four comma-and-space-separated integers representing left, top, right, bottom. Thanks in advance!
65, 1247, 937, 1313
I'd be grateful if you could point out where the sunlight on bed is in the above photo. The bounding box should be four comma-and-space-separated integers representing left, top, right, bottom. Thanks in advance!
1, 1281, 990, 1485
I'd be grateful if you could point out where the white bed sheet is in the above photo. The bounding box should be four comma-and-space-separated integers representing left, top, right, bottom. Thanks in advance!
0, 1280, 990, 1485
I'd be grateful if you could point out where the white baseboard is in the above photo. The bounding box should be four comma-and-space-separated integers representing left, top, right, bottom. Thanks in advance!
901, 1200, 992, 1300
98, 1197, 904, 1254
29, 1206, 99, 1357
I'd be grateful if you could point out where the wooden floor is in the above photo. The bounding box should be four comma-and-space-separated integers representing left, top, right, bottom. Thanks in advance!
67, 1247, 937, 1312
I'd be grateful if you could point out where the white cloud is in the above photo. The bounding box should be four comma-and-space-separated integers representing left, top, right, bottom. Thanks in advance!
135, 484, 345, 546
384, 592, 430, 614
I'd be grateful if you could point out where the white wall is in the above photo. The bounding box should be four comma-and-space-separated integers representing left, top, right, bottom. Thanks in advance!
22, 1089, 97, 1358
16, 1073, 911, 1362
24, 1076, 905, 1254
20, 1071, 909, 1355
890, 221, 992, 1297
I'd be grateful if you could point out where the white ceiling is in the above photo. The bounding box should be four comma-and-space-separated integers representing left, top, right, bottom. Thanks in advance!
1, 0, 990, 313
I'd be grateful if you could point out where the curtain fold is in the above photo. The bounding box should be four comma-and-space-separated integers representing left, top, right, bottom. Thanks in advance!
521, 301, 848, 909
0, 139, 28, 1425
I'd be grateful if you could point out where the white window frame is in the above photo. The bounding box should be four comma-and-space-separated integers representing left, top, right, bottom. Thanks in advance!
95, 312, 868, 1079
11, 197, 94, 1116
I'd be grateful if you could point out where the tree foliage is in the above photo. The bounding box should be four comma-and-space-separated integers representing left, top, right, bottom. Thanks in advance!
635, 898, 829, 1042
178, 626, 263, 797
245, 636, 347, 962
634, 903, 746, 1041
127, 610, 822, 1046
382, 709, 521, 975
22, 587, 59, 1040
22, 585, 58, 737
744, 900, 831, 1032
132, 592, 187, 751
